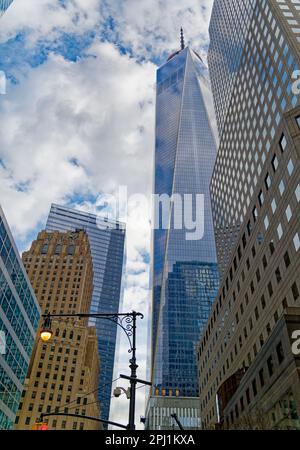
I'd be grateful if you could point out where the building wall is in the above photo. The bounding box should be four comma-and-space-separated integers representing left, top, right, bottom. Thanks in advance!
221, 309, 300, 430
209, 0, 300, 276
0, 206, 40, 429
198, 107, 300, 429
14, 230, 101, 430
46, 204, 126, 424
208, 0, 256, 136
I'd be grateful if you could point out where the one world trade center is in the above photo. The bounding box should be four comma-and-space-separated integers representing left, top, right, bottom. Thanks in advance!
146, 31, 219, 430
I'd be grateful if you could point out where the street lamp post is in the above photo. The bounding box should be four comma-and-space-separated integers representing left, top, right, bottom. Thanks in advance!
40, 310, 149, 430
128, 310, 137, 430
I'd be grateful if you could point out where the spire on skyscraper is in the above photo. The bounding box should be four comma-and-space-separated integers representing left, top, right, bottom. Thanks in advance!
180, 27, 185, 50
167, 28, 186, 61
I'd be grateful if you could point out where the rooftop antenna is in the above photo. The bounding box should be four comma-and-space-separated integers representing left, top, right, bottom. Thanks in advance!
180, 27, 185, 50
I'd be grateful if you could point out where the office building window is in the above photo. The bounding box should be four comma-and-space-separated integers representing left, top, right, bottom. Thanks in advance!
293, 233, 300, 252
279, 180, 285, 196
265, 173, 271, 190
292, 282, 299, 301
287, 159, 294, 176
259, 190, 264, 206
252, 206, 258, 222
271, 155, 279, 172
276, 342, 284, 365
284, 251, 291, 268
268, 282, 273, 297
252, 379, 257, 396
267, 356, 274, 377
277, 223, 283, 240
279, 134, 287, 151
259, 368, 265, 387
246, 389, 250, 405
275, 267, 282, 283
264, 215, 270, 230
285, 205, 292, 222
295, 184, 300, 202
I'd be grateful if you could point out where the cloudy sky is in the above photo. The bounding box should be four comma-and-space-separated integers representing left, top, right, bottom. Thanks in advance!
0, 0, 213, 429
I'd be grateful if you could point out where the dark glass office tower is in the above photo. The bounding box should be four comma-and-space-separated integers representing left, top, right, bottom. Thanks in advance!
46, 204, 126, 425
0, 206, 40, 429
209, 0, 300, 276
147, 36, 219, 430
0, 0, 13, 16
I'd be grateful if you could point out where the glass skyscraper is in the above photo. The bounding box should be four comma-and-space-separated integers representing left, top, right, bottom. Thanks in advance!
209, 0, 300, 275
0, 206, 40, 429
147, 40, 219, 429
46, 204, 126, 425
0, 0, 13, 16
208, 0, 256, 138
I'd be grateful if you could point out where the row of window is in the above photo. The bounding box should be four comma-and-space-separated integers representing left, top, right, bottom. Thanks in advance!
200, 242, 298, 405
200, 276, 298, 414
199, 120, 300, 423
210, 3, 300, 239
223, 340, 287, 428
200, 124, 298, 355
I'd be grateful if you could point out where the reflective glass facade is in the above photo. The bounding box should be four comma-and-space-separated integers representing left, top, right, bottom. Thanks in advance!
150, 47, 219, 403
209, 0, 300, 276
208, 0, 256, 136
0, 206, 40, 429
0, 0, 13, 16
46, 204, 126, 424
155, 261, 219, 397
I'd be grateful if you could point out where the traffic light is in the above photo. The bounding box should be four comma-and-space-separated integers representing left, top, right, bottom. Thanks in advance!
32, 422, 48, 430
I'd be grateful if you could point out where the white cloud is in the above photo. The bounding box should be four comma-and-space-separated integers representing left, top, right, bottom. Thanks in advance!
100, 0, 214, 61
1, 0, 214, 61
110, 264, 150, 429
0, 0, 102, 45
0, 43, 155, 239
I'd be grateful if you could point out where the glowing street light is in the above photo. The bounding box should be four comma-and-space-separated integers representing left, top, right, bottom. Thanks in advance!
40, 315, 53, 342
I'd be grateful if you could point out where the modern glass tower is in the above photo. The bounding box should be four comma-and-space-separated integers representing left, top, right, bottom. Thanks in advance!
46, 204, 126, 425
0, 0, 13, 16
147, 33, 219, 430
0, 206, 40, 429
208, 0, 300, 276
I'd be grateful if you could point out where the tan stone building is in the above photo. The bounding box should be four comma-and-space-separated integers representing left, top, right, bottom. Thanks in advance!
198, 107, 300, 429
14, 230, 101, 430
219, 308, 300, 430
